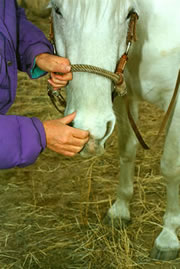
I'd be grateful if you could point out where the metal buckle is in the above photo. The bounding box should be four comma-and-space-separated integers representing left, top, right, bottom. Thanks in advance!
47, 83, 66, 114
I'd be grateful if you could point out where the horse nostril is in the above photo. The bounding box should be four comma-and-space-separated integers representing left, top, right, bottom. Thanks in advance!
102, 121, 113, 140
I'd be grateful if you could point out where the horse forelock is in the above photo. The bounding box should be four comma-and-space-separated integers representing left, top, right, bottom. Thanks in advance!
51, 0, 135, 23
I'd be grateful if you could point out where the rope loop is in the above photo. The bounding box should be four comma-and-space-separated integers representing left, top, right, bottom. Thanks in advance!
70, 64, 127, 96
71, 64, 120, 84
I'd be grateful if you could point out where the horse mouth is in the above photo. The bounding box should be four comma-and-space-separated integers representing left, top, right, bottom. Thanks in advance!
79, 138, 105, 157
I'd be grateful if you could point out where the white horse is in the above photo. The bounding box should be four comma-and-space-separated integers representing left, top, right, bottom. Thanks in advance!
50, 0, 180, 261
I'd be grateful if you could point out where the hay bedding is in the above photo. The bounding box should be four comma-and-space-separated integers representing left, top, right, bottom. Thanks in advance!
0, 11, 180, 269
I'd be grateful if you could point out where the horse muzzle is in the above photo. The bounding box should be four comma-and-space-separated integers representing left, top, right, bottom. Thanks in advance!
80, 137, 105, 157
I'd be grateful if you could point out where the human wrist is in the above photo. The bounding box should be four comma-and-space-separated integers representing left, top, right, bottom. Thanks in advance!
35, 53, 50, 69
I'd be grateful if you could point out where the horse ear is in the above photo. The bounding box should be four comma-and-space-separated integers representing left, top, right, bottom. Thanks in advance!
47, 2, 52, 9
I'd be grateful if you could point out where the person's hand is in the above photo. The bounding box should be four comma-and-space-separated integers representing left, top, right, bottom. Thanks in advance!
35, 53, 72, 89
43, 112, 89, 157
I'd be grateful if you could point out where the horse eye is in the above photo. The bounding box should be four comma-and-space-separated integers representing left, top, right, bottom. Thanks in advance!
55, 7, 62, 17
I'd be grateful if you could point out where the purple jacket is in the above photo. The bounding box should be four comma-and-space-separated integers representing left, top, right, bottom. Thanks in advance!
0, 0, 53, 169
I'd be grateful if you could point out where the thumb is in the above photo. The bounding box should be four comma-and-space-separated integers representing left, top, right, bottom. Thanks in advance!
56, 63, 71, 74
60, 112, 76, 125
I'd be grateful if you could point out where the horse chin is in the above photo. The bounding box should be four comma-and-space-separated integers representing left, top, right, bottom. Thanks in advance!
79, 140, 105, 157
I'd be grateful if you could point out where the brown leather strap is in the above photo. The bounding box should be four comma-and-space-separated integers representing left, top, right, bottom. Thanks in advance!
153, 69, 180, 144
116, 54, 128, 75
126, 12, 139, 44
124, 70, 180, 150
124, 95, 150, 150
49, 16, 54, 42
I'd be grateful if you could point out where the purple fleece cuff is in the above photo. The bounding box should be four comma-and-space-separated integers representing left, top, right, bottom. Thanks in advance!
24, 42, 53, 78
31, 117, 47, 151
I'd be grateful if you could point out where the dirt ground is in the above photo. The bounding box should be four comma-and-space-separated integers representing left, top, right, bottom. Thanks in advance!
0, 10, 180, 269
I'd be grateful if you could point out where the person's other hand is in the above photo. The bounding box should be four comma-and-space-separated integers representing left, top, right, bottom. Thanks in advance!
43, 112, 89, 157
36, 53, 72, 89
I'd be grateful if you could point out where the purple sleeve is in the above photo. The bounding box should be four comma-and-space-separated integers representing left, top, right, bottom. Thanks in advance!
0, 115, 47, 169
16, 6, 54, 78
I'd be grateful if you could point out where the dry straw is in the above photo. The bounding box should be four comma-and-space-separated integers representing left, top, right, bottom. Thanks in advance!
17, 0, 50, 17
1, 9, 180, 269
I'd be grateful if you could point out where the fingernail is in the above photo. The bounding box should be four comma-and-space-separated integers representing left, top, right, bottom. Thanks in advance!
66, 65, 71, 72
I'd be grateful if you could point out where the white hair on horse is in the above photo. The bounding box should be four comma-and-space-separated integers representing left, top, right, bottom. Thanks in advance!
50, 0, 180, 261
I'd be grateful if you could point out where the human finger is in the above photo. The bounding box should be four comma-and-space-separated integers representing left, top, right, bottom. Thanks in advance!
51, 143, 83, 154
71, 128, 90, 139
59, 112, 76, 125
52, 72, 73, 81
67, 136, 89, 147
49, 146, 78, 157
48, 79, 67, 88
48, 78, 67, 86
50, 73, 70, 86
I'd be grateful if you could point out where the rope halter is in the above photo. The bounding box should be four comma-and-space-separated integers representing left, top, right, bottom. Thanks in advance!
48, 12, 138, 108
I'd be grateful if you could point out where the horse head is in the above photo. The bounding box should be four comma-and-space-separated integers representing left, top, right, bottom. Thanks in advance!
50, 0, 138, 156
